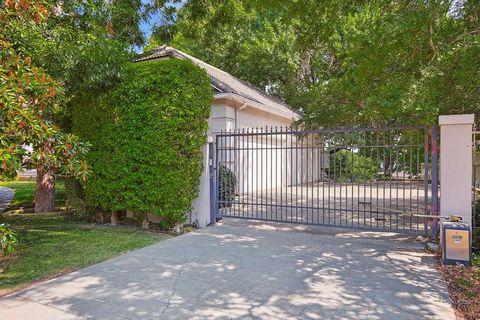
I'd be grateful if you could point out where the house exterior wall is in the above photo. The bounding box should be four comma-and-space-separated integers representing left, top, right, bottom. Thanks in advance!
231, 107, 327, 195
225, 132, 327, 196
208, 103, 236, 135
189, 103, 236, 228
190, 142, 211, 227
192, 102, 298, 227
190, 100, 328, 228
237, 107, 292, 129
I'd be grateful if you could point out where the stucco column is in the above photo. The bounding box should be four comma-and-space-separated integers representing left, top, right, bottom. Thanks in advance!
439, 114, 474, 228
191, 137, 214, 228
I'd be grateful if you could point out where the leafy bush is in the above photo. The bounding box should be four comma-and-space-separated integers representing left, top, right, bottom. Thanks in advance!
218, 164, 237, 208
72, 59, 212, 227
64, 177, 94, 221
473, 200, 480, 249
474, 228, 479, 250
0, 223, 17, 256
328, 150, 378, 182
474, 199, 480, 226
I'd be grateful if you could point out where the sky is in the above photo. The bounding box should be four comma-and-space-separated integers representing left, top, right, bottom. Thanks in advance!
137, 1, 185, 52
140, 15, 156, 43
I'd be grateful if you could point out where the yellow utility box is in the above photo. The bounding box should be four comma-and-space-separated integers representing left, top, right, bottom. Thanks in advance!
441, 221, 471, 266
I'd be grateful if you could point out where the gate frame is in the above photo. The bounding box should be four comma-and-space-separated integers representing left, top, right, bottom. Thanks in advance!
211, 125, 439, 234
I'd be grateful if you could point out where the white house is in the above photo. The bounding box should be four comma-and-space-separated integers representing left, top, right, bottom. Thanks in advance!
136, 46, 325, 227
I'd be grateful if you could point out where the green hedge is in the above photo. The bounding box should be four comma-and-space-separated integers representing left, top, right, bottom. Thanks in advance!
64, 177, 86, 216
218, 164, 236, 209
328, 150, 378, 182
473, 200, 480, 249
72, 59, 212, 226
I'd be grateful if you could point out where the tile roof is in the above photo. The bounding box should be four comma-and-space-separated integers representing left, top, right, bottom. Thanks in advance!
134, 46, 296, 115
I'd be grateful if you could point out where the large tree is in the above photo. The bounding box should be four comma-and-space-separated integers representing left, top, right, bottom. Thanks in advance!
1, 1, 90, 212
1, 0, 144, 212
148, 0, 480, 127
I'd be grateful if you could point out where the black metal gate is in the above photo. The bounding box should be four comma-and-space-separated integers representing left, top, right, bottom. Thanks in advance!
214, 126, 439, 232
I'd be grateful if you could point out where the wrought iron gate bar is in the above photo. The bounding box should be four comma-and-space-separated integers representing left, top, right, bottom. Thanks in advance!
215, 125, 437, 233
217, 125, 428, 137
216, 144, 425, 151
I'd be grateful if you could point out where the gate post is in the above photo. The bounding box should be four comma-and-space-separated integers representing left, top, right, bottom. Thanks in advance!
439, 114, 475, 229
208, 141, 217, 225
431, 126, 439, 238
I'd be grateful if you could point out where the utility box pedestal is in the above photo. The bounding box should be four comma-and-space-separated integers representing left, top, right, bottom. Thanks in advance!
441, 221, 471, 266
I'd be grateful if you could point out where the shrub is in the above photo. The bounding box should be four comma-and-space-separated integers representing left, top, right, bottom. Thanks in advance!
328, 150, 378, 182
64, 177, 95, 221
218, 164, 237, 208
473, 228, 479, 250
72, 59, 212, 228
473, 200, 480, 249
64, 177, 83, 209
474, 199, 480, 225
0, 223, 17, 256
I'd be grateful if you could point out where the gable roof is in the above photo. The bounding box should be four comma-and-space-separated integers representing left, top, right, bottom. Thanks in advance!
134, 46, 297, 117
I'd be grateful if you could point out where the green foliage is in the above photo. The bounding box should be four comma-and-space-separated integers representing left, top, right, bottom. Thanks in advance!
473, 252, 480, 267
456, 276, 473, 288
474, 199, 480, 249
0, 223, 17, 256
166, 0, 299, 92
64, 177, 90, 220
155, 0, 480, 127
72, 59, 212, 227
473, 228, 480, 251
9, 0, 144, 95
474, 199, 480, 226
218, 164, 237, 209
1, 1, 90, 192
329, 150, 378, 183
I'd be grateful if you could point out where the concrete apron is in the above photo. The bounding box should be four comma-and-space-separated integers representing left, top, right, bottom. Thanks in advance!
0, 218, 454, 320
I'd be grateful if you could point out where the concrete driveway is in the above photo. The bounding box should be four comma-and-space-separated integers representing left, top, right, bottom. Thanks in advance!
1, 219, 454, 320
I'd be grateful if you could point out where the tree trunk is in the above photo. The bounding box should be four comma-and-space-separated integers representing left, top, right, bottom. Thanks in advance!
384, 157, 392, 177
35, 165, 56, 213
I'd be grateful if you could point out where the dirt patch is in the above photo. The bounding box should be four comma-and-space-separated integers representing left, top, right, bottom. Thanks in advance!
440, 263, 480, 320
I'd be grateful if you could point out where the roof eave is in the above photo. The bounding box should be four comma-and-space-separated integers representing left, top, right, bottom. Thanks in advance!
214, 93, 299, 121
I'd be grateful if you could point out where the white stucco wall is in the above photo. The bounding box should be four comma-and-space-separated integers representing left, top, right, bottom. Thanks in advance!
237, 107, 292, 129
191, 101, 300, 227
190, 143, 211, 227
208, 104, 236, 135
191, 100, 325, 227
224, 133, 327, 195
230, 107, 327, 194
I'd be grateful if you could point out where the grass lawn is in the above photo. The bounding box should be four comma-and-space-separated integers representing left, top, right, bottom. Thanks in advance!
0, 215, 164, 294
0, 180, 66, 209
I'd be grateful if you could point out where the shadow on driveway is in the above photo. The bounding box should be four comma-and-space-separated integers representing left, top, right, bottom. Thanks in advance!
0, 218, 454, 319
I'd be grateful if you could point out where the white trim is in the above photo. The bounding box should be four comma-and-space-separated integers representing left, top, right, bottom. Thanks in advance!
213, 93, 299, 120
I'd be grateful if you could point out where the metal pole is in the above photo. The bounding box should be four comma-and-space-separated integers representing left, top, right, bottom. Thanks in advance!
424, 127, 430, 234
431, 126, 439, 239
